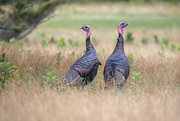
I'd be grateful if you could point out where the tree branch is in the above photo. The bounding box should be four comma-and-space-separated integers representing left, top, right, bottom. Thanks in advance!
2, 0, 41, 28
0, 14, 56, 31
0, 3, 13, 22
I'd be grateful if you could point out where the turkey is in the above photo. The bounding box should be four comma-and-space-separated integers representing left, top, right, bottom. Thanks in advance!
59, 25, 101, 88
103, 22, 129, 89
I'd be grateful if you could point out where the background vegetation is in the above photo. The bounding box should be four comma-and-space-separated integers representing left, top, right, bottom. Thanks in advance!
0, 1, 180, 121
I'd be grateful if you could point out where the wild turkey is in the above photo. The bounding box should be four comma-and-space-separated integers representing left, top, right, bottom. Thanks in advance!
103, 22, 129, 89
59, 25, 101, 88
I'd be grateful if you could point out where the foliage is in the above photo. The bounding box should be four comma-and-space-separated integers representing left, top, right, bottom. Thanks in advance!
68, 39, 80, 47
128, 54, 136, 67
18, 40, 23, 47
154, 35, 159, 44
141, 37, 149, 44
41, 39, 49, 47
162, 37, 169, 46
42, 70, 57, 89
177, 46, 180, 51
0, 60, 15, 89
58, 37, 66, 48
0, 40, 6, 46
126, 32, 134, 43
9, 38, 16, 44
170, 43, 176, 52
131, 71, 142, 85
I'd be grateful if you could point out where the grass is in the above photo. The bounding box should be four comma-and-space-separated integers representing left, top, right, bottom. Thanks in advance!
0, 2, 180, 121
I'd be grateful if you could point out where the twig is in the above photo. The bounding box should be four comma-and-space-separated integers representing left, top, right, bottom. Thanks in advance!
0, 3, 13, 22
2, 0, 41, 28
0, 14, 56, 30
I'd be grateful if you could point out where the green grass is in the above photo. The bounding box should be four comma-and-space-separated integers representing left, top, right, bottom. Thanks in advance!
42, 13, 180, 29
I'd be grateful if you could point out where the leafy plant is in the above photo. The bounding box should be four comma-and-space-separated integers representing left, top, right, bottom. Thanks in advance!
18, 40, 23, 47
58, 37, 66, 48
41, 39, 49, 47
162, 37, 169, 46
0, 40, 6, 46
154, 35, 159, 44
83, 50, 86, 54
126, 32, 134, 43
9, 38, 16, 44
50, 37, 57, 43
68, 39, 80, 47
141, 37, 149, 44
131, 71, 142, 85
128, 54, 136, 67
170, 43, 176, 52
0, 61, 15, 89
177, 46, 180, 51
42, 71, 56, 88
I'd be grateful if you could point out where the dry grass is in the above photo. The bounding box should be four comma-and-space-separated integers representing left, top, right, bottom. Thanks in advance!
0, 2, 180, 121
0, 42, 180, 121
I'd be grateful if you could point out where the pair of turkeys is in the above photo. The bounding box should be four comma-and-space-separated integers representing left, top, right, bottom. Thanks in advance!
59, 22, 129, 89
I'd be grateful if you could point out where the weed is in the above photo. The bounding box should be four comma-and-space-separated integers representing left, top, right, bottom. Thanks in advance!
0, 40, 6, 46
0, 61, 15, 89
68, 39, 80, 47
162, 37, 169, 46
131, 71, 142, 85
42, 70, 57, 89
170, 43, 176, 52
41, 39, 49, 47
9, 38, 16, 44
177, 46, 180, 51
141, 37, 149, 44
154, 35, 159, 44
128, 54, 136, 67
126, 32, 134, 43
58, 37, 66, 48
18, 40, 23, 47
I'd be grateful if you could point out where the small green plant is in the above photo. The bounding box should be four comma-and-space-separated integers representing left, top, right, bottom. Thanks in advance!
170, 43, 176, 52
68, 39, 80, 47
58, 37, 66, 48
141, 37, 149, 44
131, 71, 142, 85
158, 43, 165, 57
128, 54, 136, 67
18, 40, 23, 47
9, 38, 16, 44
154, 35, 159, 44
177, 46, 180, 51
0, 40, 6, 46
126, 32, 134, 43
42, 71, 57, 88
41, 39, 49, 47
0, 61, 15, 89
162, 37, 169, 46
50, 37, 57, 43
83, 50, 86, 54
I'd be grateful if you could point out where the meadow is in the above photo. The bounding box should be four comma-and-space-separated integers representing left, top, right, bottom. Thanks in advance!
0, 2, 180, 121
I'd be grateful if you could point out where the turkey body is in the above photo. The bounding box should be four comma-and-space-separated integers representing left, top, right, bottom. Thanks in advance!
104, 33, 129, 89
61, 36, 101, 87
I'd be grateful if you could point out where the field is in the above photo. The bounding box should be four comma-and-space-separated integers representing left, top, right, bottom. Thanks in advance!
0, 2, 180, 121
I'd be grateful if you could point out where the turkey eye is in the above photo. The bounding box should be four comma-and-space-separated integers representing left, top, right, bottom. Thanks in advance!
122, 23, 124, 25
85, 26, 88, 28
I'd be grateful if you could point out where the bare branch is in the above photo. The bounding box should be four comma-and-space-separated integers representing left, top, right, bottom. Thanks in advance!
2, 0, 41, 28
0, 4, 13, 22
0, 14, 56, 31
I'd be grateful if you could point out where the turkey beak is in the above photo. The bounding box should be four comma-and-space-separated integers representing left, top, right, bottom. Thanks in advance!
126, 23, 129, 26
80, 27, 84, 29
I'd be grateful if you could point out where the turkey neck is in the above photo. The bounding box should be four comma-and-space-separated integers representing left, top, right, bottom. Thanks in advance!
86, 36, 94, 53
113, 33, 124, 54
